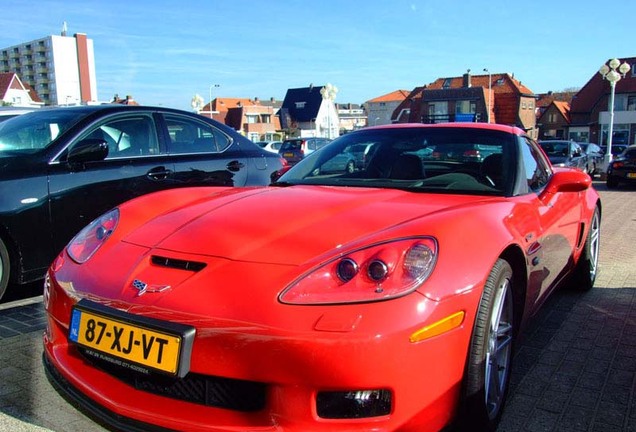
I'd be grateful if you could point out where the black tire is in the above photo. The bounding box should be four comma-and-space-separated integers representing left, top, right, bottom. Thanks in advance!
570, 206, 600, 291
459, 259, 514, 432
606, 175, 619, 188
0, 238, 9, 301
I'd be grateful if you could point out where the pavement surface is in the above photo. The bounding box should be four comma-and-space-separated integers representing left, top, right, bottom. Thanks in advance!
0, 180, 635, 432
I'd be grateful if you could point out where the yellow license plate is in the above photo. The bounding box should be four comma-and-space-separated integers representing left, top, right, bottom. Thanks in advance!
627, 173, 636, 179
69, 300, 194, 377
283, 152, 294, 158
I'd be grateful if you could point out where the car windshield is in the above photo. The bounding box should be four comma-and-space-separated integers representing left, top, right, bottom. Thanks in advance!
0, 109, 85, 154
277, 127, 514, 196
539, 141, 570, 157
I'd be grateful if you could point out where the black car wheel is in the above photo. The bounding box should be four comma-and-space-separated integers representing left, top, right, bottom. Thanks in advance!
459, 258, 514, 432
606, 175, 619, 188
570, 206, 600, 291
0, 238, 9, 301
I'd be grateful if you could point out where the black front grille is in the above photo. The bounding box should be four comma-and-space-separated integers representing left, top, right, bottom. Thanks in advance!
79, 348, 266, 412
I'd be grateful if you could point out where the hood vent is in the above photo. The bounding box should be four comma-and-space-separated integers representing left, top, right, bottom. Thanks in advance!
151, 255, 207, 272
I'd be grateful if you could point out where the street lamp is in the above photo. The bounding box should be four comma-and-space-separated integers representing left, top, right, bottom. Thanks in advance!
209, 84, 220, 119
374, 117, 380, 126
190, 94, 204, 113
320, 83, 338, 139
483, 68, 491, 123
598, 58, 631, 171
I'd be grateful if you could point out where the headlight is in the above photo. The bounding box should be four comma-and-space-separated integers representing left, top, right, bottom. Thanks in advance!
67, 208, 119, 263
279, 237, 437, 305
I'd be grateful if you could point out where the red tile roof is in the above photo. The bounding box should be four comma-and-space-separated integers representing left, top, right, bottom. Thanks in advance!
553, 101, 571, 123
366, 90, 410, 103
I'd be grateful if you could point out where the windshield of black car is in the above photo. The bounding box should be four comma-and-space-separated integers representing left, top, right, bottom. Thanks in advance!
539, 141, 570, 157
276, 127, 514, 195
0, 109, 85, 153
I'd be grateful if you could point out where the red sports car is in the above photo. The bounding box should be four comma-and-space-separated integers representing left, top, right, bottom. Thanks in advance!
43, 123, 600, 432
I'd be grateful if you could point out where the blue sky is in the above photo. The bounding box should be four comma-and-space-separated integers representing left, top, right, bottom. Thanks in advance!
2, 0, 635, 111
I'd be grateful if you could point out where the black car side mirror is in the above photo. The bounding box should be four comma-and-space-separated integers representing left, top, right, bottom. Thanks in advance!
67, 139, 109, 164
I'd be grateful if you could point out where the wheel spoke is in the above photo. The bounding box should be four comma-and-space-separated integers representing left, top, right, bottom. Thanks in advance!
484, 278, 513, 419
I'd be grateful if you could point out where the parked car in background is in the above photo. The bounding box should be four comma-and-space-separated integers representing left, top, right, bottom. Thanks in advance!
539, 139, 588, 173
0, 106, 35, 122
606, 145, 636, 188
44, 122, 600, 432
278, 137, 330, 165
579, 142, 603, 176
347, 142, 379, 170
0, 105, 283, 300
600, 144, 628, 158
258, 140, 283, 154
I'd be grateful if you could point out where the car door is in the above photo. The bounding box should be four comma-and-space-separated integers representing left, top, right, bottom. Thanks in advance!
570, 142, 587, 171
520, 138, 583, 304
161, 114, 249, 187
47, 112, 174, 255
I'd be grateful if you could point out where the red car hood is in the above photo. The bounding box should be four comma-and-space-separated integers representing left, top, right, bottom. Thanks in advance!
123, 186, 495, 266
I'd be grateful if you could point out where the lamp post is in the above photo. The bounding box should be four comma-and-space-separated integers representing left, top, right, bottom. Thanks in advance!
190, 94, 204, 113
209, 84, 220, 119
598, 58, 631, 171
483, 68, 491, 123
320, 83, 338, 139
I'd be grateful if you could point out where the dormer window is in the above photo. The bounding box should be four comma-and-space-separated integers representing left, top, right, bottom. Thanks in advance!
496, 78, 505, 86
295, 102, 306, 109
442, 79, 451, 89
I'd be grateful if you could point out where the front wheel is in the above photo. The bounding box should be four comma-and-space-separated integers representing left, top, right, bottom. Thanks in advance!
570, 206, 600, 291
459, 259, 514, 432
0, 238, 10, 301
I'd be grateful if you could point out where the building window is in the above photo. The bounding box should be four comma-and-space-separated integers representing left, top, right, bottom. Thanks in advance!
295, 102, 306, 109
455, 100, 476, 114
548, 113, 557, 123
246, 114, 258, 124
261, 114, 271, 123
496, 78, 505, 86
521, 102, 527, 109
442, 78, 451, 89
600, 124, 630, 145
627, 95, 636, 111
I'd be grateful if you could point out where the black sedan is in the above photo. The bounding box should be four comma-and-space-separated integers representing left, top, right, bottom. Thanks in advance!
607, 145, 636, 188
0, 105, 284, 300
538, 140, 588, 173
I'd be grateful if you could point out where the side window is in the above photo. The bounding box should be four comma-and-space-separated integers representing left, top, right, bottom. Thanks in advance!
164, 115, 231, 154
81, 116, 159, 159
521, 138, 551, 193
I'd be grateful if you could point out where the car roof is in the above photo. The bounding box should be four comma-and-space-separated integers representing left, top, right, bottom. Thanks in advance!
365, 122, 528, 136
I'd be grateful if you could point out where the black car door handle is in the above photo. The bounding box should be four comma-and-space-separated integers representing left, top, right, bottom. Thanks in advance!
226, 160, 245, 172
147, 167, 173, 181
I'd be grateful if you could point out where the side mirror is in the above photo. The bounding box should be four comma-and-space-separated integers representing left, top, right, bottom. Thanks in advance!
543, 169, 591, 195
67, 139, 109, 164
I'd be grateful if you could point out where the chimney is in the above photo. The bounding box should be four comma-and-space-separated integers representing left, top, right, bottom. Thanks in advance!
463, 69, 471, 88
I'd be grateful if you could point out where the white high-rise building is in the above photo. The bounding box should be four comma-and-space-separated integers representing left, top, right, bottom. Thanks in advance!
0, 26, 97, 106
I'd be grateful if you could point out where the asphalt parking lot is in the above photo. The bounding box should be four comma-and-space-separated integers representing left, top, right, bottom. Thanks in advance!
1, 181, 635, 432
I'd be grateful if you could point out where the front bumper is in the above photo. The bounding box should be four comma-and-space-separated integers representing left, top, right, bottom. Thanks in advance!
43, 271, 477, 432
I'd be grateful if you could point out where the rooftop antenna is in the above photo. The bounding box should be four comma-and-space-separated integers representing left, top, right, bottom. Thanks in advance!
61, 21, 68, 36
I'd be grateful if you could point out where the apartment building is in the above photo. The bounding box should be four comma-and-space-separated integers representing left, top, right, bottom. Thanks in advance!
0, 27, 98, 106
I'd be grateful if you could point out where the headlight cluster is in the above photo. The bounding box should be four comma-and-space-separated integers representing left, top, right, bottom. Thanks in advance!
279, 237, 437, 305
67, 208, 119, 263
